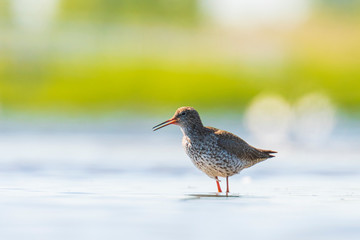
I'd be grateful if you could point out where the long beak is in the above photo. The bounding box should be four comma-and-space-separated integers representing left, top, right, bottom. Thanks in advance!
152, 118, 178, 131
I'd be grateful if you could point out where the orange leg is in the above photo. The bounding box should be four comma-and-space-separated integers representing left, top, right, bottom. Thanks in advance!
226, 176, 229, 195
215, 176, 222, 193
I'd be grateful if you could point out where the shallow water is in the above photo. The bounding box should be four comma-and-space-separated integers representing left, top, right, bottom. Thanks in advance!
0, 121, 360, 240
1, 172, 359, 240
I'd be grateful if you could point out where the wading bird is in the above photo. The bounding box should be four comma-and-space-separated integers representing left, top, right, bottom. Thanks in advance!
153, 107, 276, 194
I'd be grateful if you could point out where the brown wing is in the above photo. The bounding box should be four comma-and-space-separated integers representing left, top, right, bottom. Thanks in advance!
206, 127, 276, 161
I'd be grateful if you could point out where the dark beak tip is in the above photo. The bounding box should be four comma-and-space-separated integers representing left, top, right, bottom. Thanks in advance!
152, 118, 176, 132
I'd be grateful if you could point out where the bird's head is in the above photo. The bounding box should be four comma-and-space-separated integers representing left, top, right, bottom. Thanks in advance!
153, 106, 203, 131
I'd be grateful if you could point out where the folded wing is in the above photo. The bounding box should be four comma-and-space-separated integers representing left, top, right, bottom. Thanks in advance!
207, 127, 277, 162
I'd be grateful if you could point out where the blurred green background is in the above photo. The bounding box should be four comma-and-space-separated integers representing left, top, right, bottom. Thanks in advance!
0, 0, 359, 116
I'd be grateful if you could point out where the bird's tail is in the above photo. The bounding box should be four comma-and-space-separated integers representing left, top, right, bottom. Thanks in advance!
259, 149, 277, 158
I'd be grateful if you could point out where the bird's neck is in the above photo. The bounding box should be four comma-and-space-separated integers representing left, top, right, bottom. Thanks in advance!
180, 123, 206, 138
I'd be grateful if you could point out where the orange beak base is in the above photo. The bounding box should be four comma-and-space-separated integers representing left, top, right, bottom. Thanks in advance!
152, 118, 178, 131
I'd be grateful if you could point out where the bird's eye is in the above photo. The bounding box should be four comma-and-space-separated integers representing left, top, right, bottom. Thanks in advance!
181, 112, 186, 116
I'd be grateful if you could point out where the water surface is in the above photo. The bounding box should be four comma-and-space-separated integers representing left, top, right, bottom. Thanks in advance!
0, 121, 359, 240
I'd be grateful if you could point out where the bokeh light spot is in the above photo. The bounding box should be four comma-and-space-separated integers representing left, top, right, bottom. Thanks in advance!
244, 93, 292, 144
292, 92, 336, 145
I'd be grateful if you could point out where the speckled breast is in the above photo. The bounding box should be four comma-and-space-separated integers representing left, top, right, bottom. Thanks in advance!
182, 134, 243, 178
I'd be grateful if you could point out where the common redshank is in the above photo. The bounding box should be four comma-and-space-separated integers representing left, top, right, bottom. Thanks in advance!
153, 106, 277, 194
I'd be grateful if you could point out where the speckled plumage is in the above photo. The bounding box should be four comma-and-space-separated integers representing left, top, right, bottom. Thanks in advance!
153, 106, 276, 193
